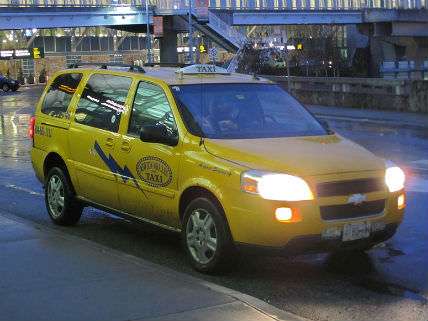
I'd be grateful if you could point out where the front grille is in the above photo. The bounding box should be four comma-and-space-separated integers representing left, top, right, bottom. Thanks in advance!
317, 177, 385, 197
320, 199, 386, 220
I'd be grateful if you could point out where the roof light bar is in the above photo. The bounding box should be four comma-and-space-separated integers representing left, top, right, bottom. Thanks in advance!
175, 64, 230, 75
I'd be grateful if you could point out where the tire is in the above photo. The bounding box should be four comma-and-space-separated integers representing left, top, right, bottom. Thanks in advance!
182, 197, 236, 274
45, 166, 83, 226
2, 83, 10, 92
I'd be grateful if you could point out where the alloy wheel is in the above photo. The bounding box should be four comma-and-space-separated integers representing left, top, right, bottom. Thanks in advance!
47, 174, 65, 218
186, 208, 218, 264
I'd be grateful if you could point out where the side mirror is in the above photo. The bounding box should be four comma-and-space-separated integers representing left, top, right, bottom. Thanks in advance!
319, 119, 334, 134
139, 124, 178, 146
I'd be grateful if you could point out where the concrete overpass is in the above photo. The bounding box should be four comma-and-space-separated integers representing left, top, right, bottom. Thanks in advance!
0, 6, 151, 30
0, 0, 427, 76
0, 0, 426, 30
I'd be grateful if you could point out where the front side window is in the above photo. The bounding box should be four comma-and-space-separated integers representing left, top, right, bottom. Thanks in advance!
128, 81, 177, 136
171, 83, 327, 139
42, 73, 82, 118
74, 74, 132, 133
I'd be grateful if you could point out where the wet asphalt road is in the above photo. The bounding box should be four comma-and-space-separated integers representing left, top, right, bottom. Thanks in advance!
0, 86, 427, 321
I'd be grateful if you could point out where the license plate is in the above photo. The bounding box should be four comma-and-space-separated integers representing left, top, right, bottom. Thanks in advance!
342, 222, 370, 242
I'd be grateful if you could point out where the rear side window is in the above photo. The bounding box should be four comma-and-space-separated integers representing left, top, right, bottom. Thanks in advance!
74, 74, 132, 133
41, 73, 82, 118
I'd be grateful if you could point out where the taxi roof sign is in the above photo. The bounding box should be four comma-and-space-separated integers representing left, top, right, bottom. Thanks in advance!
175, 64, 229, 75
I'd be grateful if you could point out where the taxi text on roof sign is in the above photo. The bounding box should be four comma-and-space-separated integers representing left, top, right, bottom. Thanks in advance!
176, 64, 229, 75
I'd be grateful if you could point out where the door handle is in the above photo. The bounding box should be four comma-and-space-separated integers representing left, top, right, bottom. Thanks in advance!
121, 141, 131, 152
105, 137, 115, 148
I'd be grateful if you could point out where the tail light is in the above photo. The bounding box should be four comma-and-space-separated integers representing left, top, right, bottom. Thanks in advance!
28, 116, 36, 139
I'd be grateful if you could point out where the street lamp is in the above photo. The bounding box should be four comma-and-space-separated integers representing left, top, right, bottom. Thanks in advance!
285, 45, 296, 91
188, 0, 194, 64
145, 0, 152, 64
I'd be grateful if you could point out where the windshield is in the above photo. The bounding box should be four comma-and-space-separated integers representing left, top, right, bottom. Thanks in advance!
171, 83, 327, 139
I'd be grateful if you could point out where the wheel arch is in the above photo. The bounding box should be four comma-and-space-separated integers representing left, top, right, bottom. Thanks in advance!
43, 152, 76, 194
179, 184, 227, 225
43, 152, 67, 177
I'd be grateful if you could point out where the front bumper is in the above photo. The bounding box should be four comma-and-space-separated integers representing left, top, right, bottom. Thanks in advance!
236, 223, 398, 256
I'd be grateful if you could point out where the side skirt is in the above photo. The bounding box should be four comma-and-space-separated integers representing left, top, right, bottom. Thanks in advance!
76, 196, 181, 233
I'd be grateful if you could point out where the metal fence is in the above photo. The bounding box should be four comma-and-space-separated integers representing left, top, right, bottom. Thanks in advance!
0, 0, 425, 9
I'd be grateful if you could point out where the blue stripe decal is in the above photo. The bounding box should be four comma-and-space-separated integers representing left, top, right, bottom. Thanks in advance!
94, 141, 146, 197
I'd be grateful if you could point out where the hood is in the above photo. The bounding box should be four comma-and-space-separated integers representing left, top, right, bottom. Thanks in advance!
203, 135, 385, 176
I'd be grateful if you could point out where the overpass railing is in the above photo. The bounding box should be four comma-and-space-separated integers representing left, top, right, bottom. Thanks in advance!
208, 0, 426, 10
0, 0, 425, 9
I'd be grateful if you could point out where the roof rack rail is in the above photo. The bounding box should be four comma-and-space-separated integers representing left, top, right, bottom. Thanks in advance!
143, 62, 191, 68
67, 62, 145, 73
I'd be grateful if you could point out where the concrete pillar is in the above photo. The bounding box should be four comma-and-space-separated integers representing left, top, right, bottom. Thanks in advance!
159, 16, 178, 64
404, 38, 428, 80
368, 37, 384, 76
346, 24, 369, 61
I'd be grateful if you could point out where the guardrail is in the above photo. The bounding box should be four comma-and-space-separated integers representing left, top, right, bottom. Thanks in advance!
265, 75, 428, 113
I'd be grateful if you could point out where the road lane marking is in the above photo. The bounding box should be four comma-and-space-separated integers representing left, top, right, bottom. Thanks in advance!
4, 184, 43, 196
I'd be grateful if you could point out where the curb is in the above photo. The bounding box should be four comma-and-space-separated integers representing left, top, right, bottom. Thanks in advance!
0, 210, 309, 321
200, 282, 309, 321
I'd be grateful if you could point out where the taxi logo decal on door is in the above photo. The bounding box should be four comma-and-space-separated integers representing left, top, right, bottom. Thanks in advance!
136, 156, 172, 188
94, 141, 147, 197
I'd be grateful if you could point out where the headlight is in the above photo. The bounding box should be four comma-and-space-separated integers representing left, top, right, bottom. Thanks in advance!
241, 170, 314, 201
385, 162, 405, 192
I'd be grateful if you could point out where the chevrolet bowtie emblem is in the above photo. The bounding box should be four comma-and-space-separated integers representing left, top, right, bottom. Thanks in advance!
347, 193, 367, 205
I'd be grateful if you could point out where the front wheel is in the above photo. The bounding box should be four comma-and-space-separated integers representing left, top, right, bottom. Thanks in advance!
45, 167, 83, 226
182, 197, 236, 274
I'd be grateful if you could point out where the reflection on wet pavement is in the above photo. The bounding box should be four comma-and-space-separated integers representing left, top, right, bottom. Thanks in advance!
0, 87, 34, 164
326, 249, 427, 304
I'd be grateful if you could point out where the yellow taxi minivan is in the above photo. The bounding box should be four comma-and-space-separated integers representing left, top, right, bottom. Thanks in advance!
30, 63, 406, 273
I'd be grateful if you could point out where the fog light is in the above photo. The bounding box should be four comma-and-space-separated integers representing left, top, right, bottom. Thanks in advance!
397, 194, 405, 210
275, 207, 301, 223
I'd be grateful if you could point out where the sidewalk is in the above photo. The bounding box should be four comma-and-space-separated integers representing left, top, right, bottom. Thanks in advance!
0, 211, 304, 321
307, 105, 428, 130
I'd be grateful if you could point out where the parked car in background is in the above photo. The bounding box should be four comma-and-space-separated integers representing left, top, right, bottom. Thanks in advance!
0, 75, 20, 92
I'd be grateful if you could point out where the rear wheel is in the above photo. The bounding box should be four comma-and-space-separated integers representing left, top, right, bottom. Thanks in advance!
182, 197, 235, 274
2, 83, 10, 92
45, 167, 83, 226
